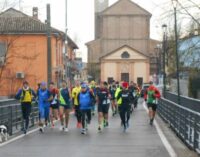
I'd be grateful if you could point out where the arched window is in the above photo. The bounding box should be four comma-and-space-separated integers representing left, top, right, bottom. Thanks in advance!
121, 51, 130, 59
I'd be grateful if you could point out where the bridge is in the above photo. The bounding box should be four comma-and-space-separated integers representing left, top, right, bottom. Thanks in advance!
0, 93, 199, 157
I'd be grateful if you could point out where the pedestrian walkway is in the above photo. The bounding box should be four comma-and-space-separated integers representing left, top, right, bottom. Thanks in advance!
0, 102, 171, 157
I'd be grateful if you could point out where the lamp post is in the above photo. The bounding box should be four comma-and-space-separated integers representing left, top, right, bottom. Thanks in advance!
162, 24, 167, 97
172, 0, 181, 104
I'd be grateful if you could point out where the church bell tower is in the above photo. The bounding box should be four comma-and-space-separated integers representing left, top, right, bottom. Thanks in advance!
95, 0, 109, 39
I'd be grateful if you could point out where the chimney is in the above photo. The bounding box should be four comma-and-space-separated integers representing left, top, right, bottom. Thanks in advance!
32, 7, 38, 19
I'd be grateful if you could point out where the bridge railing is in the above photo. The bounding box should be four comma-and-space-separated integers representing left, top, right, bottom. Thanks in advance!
0, 100, 39, 135
158, 97, 200, 154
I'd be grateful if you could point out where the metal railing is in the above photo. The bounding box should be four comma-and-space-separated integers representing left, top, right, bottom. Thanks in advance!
0, 101, 39, 135
158, 98, 200, 153
165, 92, 200, 112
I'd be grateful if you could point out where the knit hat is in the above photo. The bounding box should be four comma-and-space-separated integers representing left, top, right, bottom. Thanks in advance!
122, 82, 129, 89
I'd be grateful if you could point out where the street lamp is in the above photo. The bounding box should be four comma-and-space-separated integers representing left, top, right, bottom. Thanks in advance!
172, 0, 181, 104
162, 24, 167, 97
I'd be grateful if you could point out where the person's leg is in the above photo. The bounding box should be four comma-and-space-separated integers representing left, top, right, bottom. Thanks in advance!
103, 105, 109, 127
50, 106, 54, 127
59, 106, 64, 130
98, 112, 103, 131
64, 108, 70, 130
120, 107, 126, 129
21, 103, 26, 130
75, 105, 82, 127
25, 103, 32, 130
81, 110, 86, 129
126, 107, 131, 128
39, 106, 45, 132
86, 109, 91, 124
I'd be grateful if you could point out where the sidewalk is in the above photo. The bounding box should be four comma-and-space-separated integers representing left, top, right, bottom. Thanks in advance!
0, 102, 173, 157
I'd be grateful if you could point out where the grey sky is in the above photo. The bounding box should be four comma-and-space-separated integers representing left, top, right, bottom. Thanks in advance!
0, 0, 199, 62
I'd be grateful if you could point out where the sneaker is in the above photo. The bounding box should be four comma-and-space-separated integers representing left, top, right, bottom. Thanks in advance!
64, 127, 69, 132
150, 119, 154, 126
81, 129, 86, 134
23, 129, 27, 135
105, 121, 109, 127
39, 127, 44, 133
123, 125, 127, 132
98, 126, 102, 132
60, 126, 64, 131
126, 121, 129, 128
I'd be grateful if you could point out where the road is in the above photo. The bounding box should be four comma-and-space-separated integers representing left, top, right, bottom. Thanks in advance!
0, 101, 171, 157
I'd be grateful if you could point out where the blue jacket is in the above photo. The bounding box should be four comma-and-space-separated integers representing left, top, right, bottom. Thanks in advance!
38, 89, 52, 107
78, 91, 93, 110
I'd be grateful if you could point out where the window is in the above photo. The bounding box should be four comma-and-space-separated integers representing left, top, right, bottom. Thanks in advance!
121, 51, 130, 59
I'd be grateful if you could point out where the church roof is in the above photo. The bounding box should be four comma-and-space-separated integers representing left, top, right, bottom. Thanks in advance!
101, 0, 152, 16
100, 45, 149, 59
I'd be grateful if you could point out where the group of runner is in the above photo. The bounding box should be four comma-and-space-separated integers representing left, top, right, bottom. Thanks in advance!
15, 79, 161, 135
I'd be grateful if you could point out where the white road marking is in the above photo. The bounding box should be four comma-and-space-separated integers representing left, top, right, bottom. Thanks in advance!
142, 101, 177, 157
0, 127, 39, 148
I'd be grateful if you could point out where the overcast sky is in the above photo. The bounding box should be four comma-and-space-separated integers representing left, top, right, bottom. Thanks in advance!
0, 0, 199, 62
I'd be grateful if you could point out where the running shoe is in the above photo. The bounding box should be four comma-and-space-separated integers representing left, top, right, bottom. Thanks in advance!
98, 126, 102, 132
60, 126, 64, 131
150, 119, 154, 126
39, 127, 44, 133
81, 129, 86, 134
64, 127, 69, 132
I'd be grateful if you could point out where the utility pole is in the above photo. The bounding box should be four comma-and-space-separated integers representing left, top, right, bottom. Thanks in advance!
47, 4, 52, 86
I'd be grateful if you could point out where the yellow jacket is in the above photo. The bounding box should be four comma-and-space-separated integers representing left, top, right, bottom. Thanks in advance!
72, 86, 81, 106
115, 87, 122, 105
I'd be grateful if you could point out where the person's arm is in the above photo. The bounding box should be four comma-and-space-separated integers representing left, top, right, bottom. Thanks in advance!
47, 91, 53, 102
15, 89, 22, 100
31, 89, 37, 98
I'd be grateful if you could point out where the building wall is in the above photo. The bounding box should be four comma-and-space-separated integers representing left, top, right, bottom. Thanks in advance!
0, 34, 64, 97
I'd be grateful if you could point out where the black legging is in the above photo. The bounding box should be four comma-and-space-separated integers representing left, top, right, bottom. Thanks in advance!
81, 109, 91, 129
21, 102, 32, 130
75, 105, 82, 123
119, 106, 130, 128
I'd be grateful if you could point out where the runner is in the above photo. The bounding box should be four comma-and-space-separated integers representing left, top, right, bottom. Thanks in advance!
116, 82, 132, 132
109, 82, 117, 116
89, 81, 97, 116
96, 81, 110, 132
37, 82, 53, 133
78, 83, 95, 134
15, 81, 36, 134
72, 80, 82, 128
59, 80, 71, 132
49, 82, 59, 128
115, 81, 122, 114
146, 81, 161, 125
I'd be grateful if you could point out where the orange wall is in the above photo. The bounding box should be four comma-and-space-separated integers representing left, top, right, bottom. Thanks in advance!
0, 34, 64, 97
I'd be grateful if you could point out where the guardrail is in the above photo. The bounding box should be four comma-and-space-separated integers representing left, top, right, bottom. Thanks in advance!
158, 98, 200, 153
0, 101, 39, 135
165, 92, 200, 112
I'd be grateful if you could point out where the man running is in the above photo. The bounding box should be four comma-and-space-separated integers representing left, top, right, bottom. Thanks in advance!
49, 82, 59, 128
59, 80, 71, 132
15, 81, 36, 134
109, 82, 117, 116
97, 81, 110, 132
72, 80, 82, 128
37, 82, 53, 133
147, 81, 161, 125
78, 83, 94, 134
116, 82, 132, 132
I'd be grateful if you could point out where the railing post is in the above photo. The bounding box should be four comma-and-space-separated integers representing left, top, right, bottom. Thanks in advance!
10, 105, 13, 135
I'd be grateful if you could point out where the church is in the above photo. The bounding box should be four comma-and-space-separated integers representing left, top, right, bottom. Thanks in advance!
86, 0, 159, 85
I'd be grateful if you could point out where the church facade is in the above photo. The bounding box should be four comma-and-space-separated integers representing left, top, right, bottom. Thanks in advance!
86, 0, 159, 85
